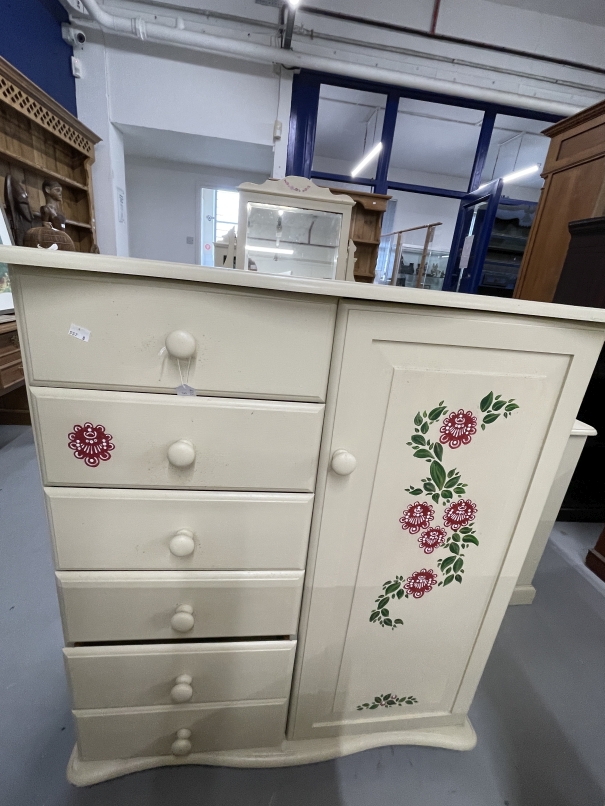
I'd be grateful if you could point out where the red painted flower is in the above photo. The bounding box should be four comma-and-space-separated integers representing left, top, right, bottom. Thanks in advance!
418, 526, 448, 554
404, 569, 438, 599
68, 422, 114, 467
443, 499, 477, 530
439, 409, 477, 449
400, 502, 435, 534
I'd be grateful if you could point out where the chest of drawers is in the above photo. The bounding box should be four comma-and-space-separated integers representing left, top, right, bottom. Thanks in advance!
6, 247, 605, 786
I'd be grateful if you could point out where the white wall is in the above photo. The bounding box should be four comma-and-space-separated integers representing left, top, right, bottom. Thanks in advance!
126, 157, 268, 264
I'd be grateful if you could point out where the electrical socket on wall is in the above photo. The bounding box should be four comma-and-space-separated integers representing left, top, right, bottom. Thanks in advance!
186, 237, 194, 245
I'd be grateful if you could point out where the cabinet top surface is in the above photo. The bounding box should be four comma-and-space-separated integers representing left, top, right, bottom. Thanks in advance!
3, 245, 605, 325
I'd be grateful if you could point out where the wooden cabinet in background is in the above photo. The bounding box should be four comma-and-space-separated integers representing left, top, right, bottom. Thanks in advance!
0, 315, 29, 424
0, 56, 100, 252
329, 188, 390, 283
514, 100, 605, 303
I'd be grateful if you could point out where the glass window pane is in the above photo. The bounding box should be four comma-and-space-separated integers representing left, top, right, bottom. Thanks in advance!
388, 99, 484, 191
376, 189, 460, 289
312, 85, 387, 181
215, 189, 239, 240
480, 115, 548, 202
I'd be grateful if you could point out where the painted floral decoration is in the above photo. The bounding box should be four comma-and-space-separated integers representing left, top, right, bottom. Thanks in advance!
404, 568, 438, 599
442, 499, 478, 530
357, 693, 418, 710
418, 526, 448, 554
399, 502, 435, 534
439, 409, 477, 449
68, 422, 115, 467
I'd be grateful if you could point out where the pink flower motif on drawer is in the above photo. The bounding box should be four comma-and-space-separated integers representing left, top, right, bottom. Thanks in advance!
442, 499, 477, 530
68, 422, 115, 467
418, 526, 447, 554
399, 502, 435, 534
439, 409, 477, 449
404, 569, 438, 599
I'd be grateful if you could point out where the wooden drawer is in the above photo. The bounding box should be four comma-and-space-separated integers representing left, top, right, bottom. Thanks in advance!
31, 387, 323, 492
64, 640, 296, 709
0, 358, 23, 391
14, 268, 336, 401
0, 327, 19, 361
74, 699, 288, 761
56, 571, 304, 643
46, 488, 313, 570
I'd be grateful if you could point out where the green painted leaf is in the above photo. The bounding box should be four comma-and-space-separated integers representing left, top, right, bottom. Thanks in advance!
396, 589, 404, 599
413, 449, 433, 459
428, 406, 447, 421
453, 486, 466, 494
380, 609, 389, 617
505, 403, 519, 411
444, 475, 461, 489
414, 413, 423, 426
384, 582, 400, 595
384, 618, 393, 627
430, 461, 446, 489
441, 556, 455, 569
370, 611, 380, 622
449, 543, 460, 555
394, 618, 404, 624
423, 482, 436, 493
410, 488, 423, 495
481, 424, 485, 431
442, 489, 453, 500
452, 533, 461, 542
455, 574, 463, 583
453, 558, 463, 573
433, 442, 444, 462
411, 435, 426, 445
369, 703, 379, 709
480, 392, 494, 412
443, 575, 455, 586
447, 468, 457, 478
387, 699, 396, 705
492, 399, 506, 411
420, 421, 430, 434
432, 493, 440, 504
460, 527, 472, 534
462, 535, 479, 546
483, 412, 500, 424
377, 597, 389, 609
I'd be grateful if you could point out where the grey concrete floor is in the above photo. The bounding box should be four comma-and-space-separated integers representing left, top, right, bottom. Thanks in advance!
1, 425, 604, 806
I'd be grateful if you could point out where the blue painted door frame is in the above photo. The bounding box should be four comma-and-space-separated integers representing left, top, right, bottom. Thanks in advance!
442, 179, 504, 294
286, 70, 558, 292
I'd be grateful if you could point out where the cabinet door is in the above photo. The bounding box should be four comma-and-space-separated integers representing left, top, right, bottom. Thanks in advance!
290, 304, 602, 740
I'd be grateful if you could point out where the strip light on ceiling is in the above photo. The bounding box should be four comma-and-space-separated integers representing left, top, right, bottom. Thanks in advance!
248, 246, 294, 255
351, 142, 383, 177
501, 164, 540, 183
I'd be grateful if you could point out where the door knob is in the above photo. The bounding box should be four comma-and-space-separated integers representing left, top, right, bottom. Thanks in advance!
171, 674, 193, 703
169, 529, 195, 557
167, 439, 196, 467
331, 449, 357, 476
171, 728, 192, 756
171, 604, 194, 632
165, 330, 196, 360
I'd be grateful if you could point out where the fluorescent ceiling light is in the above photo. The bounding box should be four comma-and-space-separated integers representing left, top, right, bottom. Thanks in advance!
287, 0, 300, 6
502, 164, 540, 183
248, 246, 294, 255
351, 142, 383, 177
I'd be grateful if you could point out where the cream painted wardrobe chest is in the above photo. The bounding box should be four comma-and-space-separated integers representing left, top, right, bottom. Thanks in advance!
5, 245, 605, 786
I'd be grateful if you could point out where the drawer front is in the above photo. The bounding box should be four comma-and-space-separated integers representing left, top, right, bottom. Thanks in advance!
74, 699, 288, 761
31, 387, 323, 492
0, 358, 24, 390
0, 328, 19, 361
14, 268, 336, 401
64, 640, 296, 709
56, 571, 304, 642
46, 488, 313, 570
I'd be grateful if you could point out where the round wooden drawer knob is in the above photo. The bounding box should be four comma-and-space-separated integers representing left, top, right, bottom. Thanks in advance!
171, 604, 194, 633
167, 439, 196, 467
165, 330, 196, 360
171, 728, 192, 756
331, 449, 357, 476
169, 529, 195, 557
171, 674, 193, 703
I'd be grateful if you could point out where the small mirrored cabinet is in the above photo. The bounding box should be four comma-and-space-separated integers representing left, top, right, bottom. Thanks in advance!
236, 177, 355, 280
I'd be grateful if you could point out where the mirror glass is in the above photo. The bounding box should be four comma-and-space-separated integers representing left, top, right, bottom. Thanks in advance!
245, 202, 342, 279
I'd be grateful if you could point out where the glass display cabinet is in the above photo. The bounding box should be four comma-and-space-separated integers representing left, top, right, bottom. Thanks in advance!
236, 177, 355, 280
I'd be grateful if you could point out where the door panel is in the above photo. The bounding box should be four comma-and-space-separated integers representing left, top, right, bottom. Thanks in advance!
291, 304, 599, 739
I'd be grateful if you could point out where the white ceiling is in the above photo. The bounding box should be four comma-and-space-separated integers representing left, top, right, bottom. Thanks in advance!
488, 0, 605, 27
119, 124, 273, 173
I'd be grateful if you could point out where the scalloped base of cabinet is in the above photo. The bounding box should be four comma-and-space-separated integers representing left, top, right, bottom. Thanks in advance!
67, 719, 477, 786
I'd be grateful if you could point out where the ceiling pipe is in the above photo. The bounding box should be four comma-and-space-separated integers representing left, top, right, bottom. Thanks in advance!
77, 0, 582, 117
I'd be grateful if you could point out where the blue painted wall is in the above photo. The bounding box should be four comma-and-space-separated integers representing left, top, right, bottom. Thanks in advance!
0, 0, 77, 116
